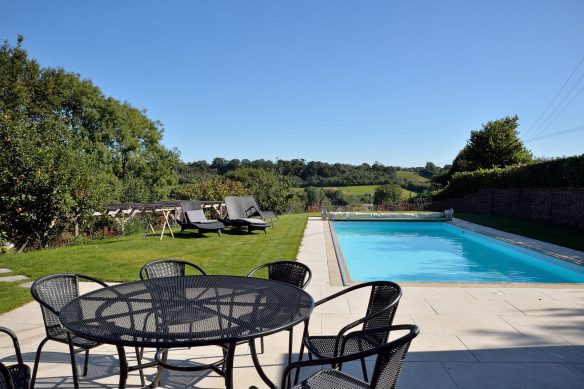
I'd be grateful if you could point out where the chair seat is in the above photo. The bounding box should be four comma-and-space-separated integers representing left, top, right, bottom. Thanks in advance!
306, 334, 381, 358
4, 363, 31, 389
47, 326, 101, 348
292, 368, 370, 389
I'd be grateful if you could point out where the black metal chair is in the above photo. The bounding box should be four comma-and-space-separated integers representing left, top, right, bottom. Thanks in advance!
0, 327, 30, 389
139, 258, 207, 280
139, 259, 223, 387
298, 281, 402, 383
246, 260, 312, 362
30, 274, 144, 389
279, 324, 419, 389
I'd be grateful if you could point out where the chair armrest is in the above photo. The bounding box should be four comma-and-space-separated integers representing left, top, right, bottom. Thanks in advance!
0, 326, 23, 365
246, 263, 269, 278
284, 325, 419, 389
339, 327, 393, 356
314, 282, 376, 307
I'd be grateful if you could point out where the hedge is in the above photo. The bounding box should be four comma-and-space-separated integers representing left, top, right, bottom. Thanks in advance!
434, 154, 584, 199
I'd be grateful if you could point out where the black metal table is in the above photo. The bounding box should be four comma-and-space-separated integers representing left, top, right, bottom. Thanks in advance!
59, 275, 314, 389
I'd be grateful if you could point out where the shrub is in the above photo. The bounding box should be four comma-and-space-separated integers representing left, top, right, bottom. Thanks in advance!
171, 176, 247, 201
226, 168, 291, 213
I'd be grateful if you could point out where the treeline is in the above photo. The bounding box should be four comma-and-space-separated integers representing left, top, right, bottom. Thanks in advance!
0, 37, 179, 250
178, 158, 440, 188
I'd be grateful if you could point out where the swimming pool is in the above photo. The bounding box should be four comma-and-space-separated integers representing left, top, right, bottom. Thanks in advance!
333, 221, 584, 283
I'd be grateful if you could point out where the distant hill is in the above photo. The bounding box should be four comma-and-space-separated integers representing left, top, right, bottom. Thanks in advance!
178, 158, 441, 192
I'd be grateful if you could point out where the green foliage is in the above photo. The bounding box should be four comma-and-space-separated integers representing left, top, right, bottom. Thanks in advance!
178, 158, 402, 187
0, 37, 179, 250
171, 176, 247, 201
435, 154, 584, 199
450, 115, 533, 176
226, 168, 291, 213
374, 184, 403, 205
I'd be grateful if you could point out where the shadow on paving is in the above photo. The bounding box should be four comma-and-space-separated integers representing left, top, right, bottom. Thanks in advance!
2, 344, 584, 388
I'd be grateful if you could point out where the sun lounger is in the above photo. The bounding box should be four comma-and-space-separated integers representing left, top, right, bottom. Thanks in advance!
240, 196, 278, 220
220, 196, 272, 233
177, 201, 225, 236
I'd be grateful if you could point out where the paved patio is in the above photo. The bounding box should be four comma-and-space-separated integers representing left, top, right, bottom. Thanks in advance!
2, 218, 584, 388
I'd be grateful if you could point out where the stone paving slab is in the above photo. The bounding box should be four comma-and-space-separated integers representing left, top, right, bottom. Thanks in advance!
0, 268, 12, 274
1, 218, 584, 388
0, 275, 29, 282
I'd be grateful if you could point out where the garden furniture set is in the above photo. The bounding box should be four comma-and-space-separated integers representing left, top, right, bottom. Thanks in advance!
1, 259, 418, 389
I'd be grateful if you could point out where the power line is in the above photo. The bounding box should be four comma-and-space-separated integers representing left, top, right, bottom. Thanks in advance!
529, 82, 584, 138
524, 123, 584, 143
524, 55, 584, 138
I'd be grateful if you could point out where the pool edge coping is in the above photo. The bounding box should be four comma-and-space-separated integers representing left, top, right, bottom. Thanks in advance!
325, 218, 584, 287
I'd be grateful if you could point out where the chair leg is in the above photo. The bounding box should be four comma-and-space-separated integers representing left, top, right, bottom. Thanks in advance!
67, 334, 80, 389
83, 349, 90, 376
294, 340, 305, 385
135, 347, 145, 387
288, 329, 293, 365
360, 357, 368, 382
260, 336, 265, 354
30, 337, 49, 389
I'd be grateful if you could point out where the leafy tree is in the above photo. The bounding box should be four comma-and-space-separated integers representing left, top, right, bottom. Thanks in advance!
226, 168, 291, 213
374, 184, 402, 206
449, 115, 532, 176
0, 37, 179, 249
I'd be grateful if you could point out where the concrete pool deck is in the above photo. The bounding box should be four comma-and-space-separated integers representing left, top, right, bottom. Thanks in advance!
2, 217, 584, 388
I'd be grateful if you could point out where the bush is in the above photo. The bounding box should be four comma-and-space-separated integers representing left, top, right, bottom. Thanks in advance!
374, 184, 402, 205
171, 176, 247, 201
226, 168, 291, 214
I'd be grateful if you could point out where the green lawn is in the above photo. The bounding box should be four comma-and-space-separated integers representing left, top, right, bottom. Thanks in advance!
455, 212, 584, 252
0, 213, 309, 314
396, 170, 430, 183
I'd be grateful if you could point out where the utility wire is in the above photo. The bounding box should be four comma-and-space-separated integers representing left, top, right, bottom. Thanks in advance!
528, 70, 584, 139
524, 55, 584, 138
529, 82, 584, 138
524, 123, 584, 143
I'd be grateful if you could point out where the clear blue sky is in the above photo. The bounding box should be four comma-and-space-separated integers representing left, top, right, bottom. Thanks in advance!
2, 0, 583, 167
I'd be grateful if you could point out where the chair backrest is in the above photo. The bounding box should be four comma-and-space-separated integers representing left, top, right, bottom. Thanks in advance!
363, 281, 402, 332
369, 325, 418, 389
180, 201, 203, 222
31, 274, 107, 339
224, 196, 247, 219
139, 259, 207, 280
247, 261, 312, 289
240, 196, 260, 217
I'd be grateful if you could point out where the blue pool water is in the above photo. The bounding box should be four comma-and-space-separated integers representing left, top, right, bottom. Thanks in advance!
333, 222, 584, 283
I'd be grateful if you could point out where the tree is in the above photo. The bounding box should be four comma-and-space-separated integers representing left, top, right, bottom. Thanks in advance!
449, 115, 532, 176
374, 184, 402, 206
0, 37, 179, 249
226, 168, 291, 213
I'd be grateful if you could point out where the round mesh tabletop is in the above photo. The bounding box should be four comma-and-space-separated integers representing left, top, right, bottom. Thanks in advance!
59, 275, 314, 348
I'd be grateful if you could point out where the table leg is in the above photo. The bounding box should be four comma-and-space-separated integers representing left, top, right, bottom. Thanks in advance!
249, 338, 276, 389
224, 342, 236, 389
116, 345, 128, 389
150, 349, 167, 388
